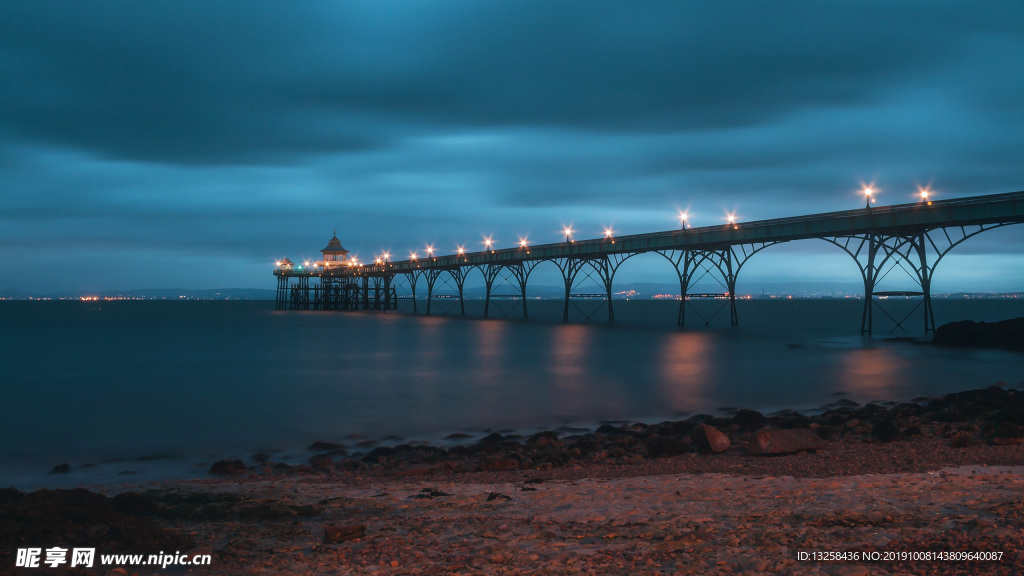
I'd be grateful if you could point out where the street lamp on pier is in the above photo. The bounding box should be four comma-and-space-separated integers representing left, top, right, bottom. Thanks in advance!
863, 185, 876, 208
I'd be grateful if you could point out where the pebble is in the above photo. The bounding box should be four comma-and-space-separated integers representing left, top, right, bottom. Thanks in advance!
148, 463, 1024, 575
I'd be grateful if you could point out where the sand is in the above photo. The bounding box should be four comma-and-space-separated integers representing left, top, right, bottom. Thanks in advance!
112, 438, 1024, 576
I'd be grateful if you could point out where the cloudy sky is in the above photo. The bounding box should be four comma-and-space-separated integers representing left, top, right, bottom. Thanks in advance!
2, 1, 1023, 294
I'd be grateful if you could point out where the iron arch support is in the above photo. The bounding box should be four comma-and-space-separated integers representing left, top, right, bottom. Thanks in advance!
926, 222, 1020, 271
913, 222, 1020, 333
654, 249, 696, 326
482, 263, 530, 319
425, 268, 469, 316
822, 233, 936, 334
658, 242, 779, 328
559, 256, 618, 323
392, 271, 419, 315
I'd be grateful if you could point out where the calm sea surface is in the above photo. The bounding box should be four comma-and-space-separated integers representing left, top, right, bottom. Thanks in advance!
2, 298, 1022, 488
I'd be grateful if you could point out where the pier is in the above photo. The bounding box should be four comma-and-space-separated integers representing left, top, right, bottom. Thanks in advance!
274, 190, 1024, 334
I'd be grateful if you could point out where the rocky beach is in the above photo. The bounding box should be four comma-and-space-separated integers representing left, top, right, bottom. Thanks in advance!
5, 385, 1024, 575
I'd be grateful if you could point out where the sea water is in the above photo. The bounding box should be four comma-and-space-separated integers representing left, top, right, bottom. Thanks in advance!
1, 298, 1022, 488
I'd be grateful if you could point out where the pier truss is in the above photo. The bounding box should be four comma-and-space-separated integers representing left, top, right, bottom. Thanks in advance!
275, 191, 1024, 334
822, 222, 1020, 334
484, 263, 531, 319
648, 242, 779, 327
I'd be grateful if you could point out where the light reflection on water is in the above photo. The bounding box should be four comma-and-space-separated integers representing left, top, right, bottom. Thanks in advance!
838, 347, 908, 400
550, 324, 588, 382
472, 317, 507, 383
658, 332, 711, 414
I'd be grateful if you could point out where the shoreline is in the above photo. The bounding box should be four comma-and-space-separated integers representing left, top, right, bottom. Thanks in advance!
205, 384, 1024, 483
4, 386, 1024, 575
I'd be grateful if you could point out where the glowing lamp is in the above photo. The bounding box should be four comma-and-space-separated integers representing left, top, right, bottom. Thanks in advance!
863, 185, 876, 208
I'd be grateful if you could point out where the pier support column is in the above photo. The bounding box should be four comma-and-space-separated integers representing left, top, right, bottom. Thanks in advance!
459, 274, 466, 316
275, 275, 289, 310
657, 250, 692, 327
562, 265, 571, 323
723, 249, 738, 327
483, 265, 494, 319
380, 277, 389, 311
914, 233, 936, 334
294, 276, 310, 310
861, 235, 878, 335
425, 271, 434, 315
408, 272, 420, 315
522, 270, 529, 318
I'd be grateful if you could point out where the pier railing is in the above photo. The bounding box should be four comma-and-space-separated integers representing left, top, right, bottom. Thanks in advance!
291, 190, 1024, 275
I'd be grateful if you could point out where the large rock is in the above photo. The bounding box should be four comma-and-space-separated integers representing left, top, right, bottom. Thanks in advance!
692, 423, 731, 453
731, 409, 766, 432
933, 318, 1024, 351
871, 420, 900, 442
209, 459, 248, 475
748, 428, 827, 455
526, 430, 562, 448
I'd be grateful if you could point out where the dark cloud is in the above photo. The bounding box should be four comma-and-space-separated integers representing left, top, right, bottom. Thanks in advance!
1, 1, 1022, 292
3, 1, 1020, 164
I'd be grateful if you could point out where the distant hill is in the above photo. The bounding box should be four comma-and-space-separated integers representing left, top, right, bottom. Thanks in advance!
1, 288, 278, 300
